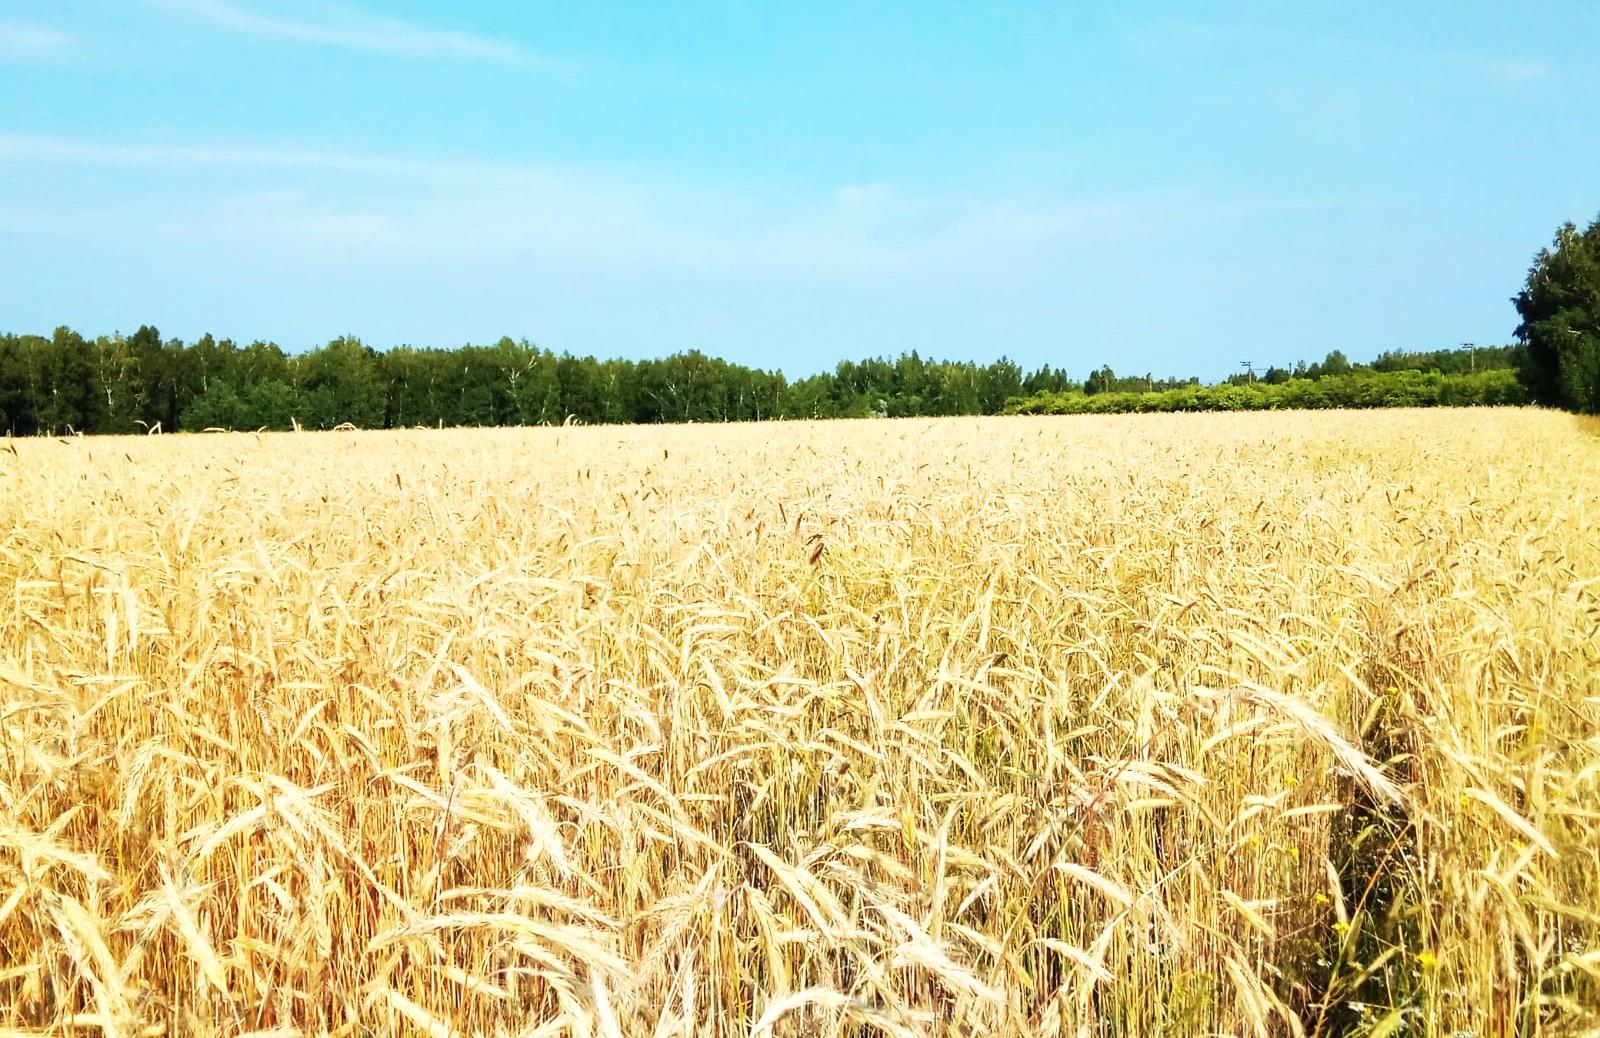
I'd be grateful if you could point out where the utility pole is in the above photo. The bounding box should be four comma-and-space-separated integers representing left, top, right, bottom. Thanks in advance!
1459, 342, 1476, 374
1240, 360, 1254, 383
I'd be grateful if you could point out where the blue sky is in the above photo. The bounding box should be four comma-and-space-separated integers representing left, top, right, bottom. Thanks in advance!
2, 1, 1596, 379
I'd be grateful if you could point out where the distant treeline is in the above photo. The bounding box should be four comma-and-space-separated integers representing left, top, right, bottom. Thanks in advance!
1005, 368, 1528, 415
0, 326, 1525, 435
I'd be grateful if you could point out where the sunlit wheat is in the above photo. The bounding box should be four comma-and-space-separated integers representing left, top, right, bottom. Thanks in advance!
1, 409, 1596, 1036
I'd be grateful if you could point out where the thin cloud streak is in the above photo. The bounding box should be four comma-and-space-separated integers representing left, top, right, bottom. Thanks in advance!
0, 130, 1345, 361
0, 133, 1169, 285
0, 133, 533, 180
0, 19, 79, 63
1124, 16, 1556, 89
1472, 57, 1550, 86
148, 0, 530, 63
0, 134, 1332, 276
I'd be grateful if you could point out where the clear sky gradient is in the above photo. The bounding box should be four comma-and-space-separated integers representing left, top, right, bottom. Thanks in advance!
2, 1, 1596, 379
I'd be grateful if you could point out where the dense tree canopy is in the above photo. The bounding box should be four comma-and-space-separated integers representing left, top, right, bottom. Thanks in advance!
1514, 214, 1600, 413
0, 326, 1526, 435
0, 329, 1067, 435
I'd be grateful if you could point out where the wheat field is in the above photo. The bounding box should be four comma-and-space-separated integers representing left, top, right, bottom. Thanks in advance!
0, 410, 1597, 1037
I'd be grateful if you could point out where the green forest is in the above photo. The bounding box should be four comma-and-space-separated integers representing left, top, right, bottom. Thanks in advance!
0, 327, 1531, 435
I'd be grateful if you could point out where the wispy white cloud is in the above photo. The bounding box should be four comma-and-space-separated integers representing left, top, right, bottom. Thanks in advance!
0, 133, 1167, 281
1123, 17, 1288, 67
0, 19, 79, 63
0, 133, 1372, 369
1472, 57, 1550, 87
0, 132, 491, 176
4, 130, 1347, 372
147, 0, 531, 63
1125, 15, 1555, 91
